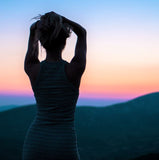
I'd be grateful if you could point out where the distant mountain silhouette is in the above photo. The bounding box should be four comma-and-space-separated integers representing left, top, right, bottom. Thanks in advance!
127, 91, 159, 108
0, 92, 159, 160
0, 105, 18, 112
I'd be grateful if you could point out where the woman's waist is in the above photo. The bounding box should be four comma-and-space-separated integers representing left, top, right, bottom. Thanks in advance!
33, 114, 75, 126
28, 117, 76, 136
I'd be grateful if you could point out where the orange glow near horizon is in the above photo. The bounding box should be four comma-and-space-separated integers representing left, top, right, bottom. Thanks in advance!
1, 68, 159, 99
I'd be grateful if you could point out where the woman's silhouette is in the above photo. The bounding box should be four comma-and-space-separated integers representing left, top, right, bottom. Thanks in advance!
22, 11, 87, 160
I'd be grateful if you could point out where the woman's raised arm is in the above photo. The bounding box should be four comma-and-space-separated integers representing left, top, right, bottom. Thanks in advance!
24, 22, 40, 76
62, 16, 87, 80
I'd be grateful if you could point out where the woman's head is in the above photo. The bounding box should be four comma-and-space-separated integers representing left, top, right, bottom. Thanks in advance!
35, 12, 71, 52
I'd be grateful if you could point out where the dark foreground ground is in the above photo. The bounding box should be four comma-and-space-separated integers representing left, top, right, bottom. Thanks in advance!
0, 92, 159, 160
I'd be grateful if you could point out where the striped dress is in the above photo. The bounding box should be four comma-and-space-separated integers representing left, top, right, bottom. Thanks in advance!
22, 59, 80, 160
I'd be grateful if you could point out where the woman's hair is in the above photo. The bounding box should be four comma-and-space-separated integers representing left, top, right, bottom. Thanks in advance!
34, 12, 71, 52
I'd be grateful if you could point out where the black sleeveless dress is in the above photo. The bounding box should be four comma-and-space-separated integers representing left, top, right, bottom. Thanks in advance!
22, 59, 80, 160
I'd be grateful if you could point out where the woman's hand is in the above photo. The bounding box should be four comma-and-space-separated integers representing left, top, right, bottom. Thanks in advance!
30, 21, 39, 33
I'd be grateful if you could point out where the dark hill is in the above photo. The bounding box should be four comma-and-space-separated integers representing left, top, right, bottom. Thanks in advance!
0, 92, 159, 160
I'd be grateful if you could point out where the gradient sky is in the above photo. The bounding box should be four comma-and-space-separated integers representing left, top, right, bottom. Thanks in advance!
0, 0, 159, 99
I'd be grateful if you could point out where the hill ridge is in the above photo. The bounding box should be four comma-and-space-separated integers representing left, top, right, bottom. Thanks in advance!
0, 92, 159, 159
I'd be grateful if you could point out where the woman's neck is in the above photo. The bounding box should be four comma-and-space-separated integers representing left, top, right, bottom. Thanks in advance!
46, 50, 62, 62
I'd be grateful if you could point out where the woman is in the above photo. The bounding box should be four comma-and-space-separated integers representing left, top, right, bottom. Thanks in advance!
22, 11, 87, 160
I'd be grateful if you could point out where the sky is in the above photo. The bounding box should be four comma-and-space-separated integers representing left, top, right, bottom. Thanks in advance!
0, 0, 159, 101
